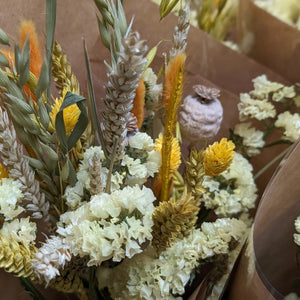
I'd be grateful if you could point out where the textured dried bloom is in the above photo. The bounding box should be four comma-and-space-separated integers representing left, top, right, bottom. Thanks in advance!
88, 152, 102, 196
233, 122, 265, 157
185, 148, 206, 204
131, 78, 146, 128
275, 111, 300, 142
19, 20, 43, 79
193, 84, 220, 101
294, 216, 300, 246
0, 231, 37, 278
154, 133, 181, 173
0, 106, 49, 220
238, 93, 276, 121
0, 163, 8, 179
32, 236, 71, 284
126, 113, 138, 133
152, 192, 200, 254
52, 41, 80, 95
102, 31, 147, 160
204, 138, 235, 176
50, 89, 81, 136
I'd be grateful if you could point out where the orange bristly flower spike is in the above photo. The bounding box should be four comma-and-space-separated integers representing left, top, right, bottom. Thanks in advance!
19, 20, 43, 79
160, 53, 186, 202
131, 78, 146, 129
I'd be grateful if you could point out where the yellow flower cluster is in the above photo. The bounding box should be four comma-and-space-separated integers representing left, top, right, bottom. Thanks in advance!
204, 138, 235, 176
49, 89, 81, 136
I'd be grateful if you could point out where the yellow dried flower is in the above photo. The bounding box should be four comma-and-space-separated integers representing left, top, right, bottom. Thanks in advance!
155, 133, 181, 173
152, 191, 199, 254
0, 232, 37, 278
0, 163, 9, 179
204, 138, 235, 176
49, 89, 80, 136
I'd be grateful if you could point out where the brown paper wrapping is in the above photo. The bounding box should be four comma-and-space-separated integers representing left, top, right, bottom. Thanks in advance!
237, 0, 300, 84
0, 0, 296, 298
226, 140, 300, 299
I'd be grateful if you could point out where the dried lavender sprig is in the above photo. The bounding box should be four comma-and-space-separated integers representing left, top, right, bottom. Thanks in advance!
0, 106, 50, 221
169, 3, 191, 60
102, 31, 147, 161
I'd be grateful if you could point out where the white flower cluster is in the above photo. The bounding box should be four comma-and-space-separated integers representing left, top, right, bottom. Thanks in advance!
0, 178, 24, 220
57, 185, 155, 266
275, 111, 300, 142
202, 153, 257, 216
293, 216, 300, 246
233, 122, 265, 156
255, 0, 300, 30
238, 75, 296, 122
96, 218, 247, 300
31, 236, 71, 284
64, 132, 160, 209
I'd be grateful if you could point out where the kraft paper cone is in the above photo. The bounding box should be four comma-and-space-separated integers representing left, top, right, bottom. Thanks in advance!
0, 0, 296, 298
226, 140, 300, 299
237, 0, 300, 84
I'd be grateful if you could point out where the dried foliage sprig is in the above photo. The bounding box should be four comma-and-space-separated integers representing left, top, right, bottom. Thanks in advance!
0, 106, 50, 220
152, 191, 200, 254
160, 53, 186, 202
102, 31, 147, 161
185, 147, 206, 204
0, 232, 38, 278
169, 3, 191, 61
52, 41, 80, 95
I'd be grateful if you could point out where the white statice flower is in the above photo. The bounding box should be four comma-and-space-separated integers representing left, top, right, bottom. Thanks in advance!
238, 93, 276, 121
275, 111, 300, 142
0, 178, 24, 220
272, 86, 296, 102
123, 132, 161, 186
97, 218, 247, 300
57, 185, 155, 266
294, 216, 300, 246
143, 68, 162, 111
234, 122, 265, 156
251, 75, 283, 99
1, 217, 36, 245
32, 236, 71, 284
202, 153, 257, 216
64, 181, 84, 209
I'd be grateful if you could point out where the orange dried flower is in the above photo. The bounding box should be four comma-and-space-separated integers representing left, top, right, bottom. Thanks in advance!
131, 78, 145, 128
204, 138, 235, 176
0, 163, 9, 179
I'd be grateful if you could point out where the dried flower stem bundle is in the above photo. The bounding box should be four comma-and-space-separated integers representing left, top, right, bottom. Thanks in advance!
102, 32, 147, 161
160, 53, 186, 202
152, 191, 199, 254
0, 232, 37, 278
0, 106, 50, 220
52, 41, 80, 95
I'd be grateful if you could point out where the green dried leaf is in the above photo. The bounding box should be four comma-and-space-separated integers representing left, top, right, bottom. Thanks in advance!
19, 34, 30, 86
0, 52, 9, 67
25, 156, 45, 170
160, 0, 180, 19
46, 0, 57, 99
97, 15, 111, 49
55, 91, 88, 153
37, 98, 51, 130
40, 142, 58, 161
61, 160, 69, 182
0, 28, 9, 46
116, 0, 127, 36
5, 93, 34, 114
67, 158, 77, 186
83, 40, 108, 160
35, 58, 49, 100
94, 0, 108, 11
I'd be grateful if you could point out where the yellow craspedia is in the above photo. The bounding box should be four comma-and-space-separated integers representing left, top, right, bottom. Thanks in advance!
204, 138, 235, 176
0, 163, 9, 179
155, 133, 181, 173
49, 90, 80, 136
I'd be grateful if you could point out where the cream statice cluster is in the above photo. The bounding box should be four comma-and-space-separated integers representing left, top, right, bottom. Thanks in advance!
293, 216, 300, 246
64, 132, 161, 209
202, 153, 257, 217
57, 185, 156, 266
96, 218, 247, 300
233, 75, 299, 156
255, 0, 300, 30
